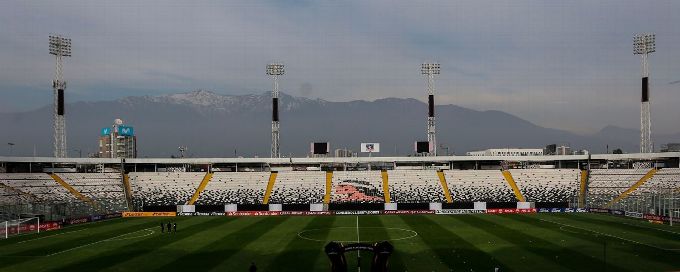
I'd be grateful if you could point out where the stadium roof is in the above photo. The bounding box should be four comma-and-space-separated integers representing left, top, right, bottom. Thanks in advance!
0, 152, 678, 165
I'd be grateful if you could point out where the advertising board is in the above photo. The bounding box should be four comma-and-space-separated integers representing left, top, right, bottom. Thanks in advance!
486, 208, 537, 214
435, 209, 486, 215
383, 210, 434, 215
122, 212, 176, 217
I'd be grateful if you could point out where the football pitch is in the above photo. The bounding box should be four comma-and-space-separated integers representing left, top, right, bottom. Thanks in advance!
1, 213, 679, 271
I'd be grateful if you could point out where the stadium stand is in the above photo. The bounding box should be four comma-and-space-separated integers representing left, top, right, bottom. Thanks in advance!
56, 173, 126, 212
268, 171, 325, 204
509, 169, 580, 202
0, 173, 75, 203
129, 172, 205, 206
586, 168, 651, 207
634, 168, 680, 194
331, 171, 385, 203
195, 172, 270, 205
387, 170, 447, 203
444, 170, 516, 202
0, 183, 36, 204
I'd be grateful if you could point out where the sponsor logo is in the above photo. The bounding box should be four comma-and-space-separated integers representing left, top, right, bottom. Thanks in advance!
103, 213, 122, 219
68, 217, 90, 225
588, 208, 610, 214
179, 212, 224, 216
625, 211, 644, 219
122, 212, 177, 217
576, 208, 588, 213
225, 211, 281, 216
435, 209, 486, 215
610, 210, 625, 216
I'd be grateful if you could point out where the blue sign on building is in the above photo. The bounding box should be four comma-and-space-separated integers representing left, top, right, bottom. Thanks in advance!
118, 126, 134, 136
101, 127, 111, 136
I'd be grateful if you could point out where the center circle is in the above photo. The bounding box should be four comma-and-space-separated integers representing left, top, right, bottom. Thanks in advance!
297, 227, 418, 243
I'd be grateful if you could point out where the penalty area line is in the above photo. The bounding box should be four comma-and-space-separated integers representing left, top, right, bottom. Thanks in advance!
540, 218, 680, 251
17, 228, 89, 244
45, 227, 155, 257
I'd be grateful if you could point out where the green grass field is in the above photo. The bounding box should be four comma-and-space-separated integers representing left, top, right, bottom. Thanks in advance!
1, 213, 679, 271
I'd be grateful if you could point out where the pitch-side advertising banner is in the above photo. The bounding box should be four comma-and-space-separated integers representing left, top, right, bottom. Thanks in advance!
383, 210, 434, 215
486, 208, 537, 214
360, 143, 380, 153
122, 212, 176, 217
225, 211, 332, 216
435, 209, 487, 215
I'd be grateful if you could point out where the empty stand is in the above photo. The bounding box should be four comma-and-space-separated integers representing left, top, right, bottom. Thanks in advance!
387, 170, 446, 203
586, 168, 650, 207
195, 172, 270, 205
509, 169, 580, 203
444, 170, 516, 202
0, 173, 75, 203
268, 171, 325, 204
129, 172, 205, 206
57, 173, 126, 212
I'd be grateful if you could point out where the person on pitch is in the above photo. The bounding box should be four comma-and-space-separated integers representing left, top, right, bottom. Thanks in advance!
173, 222, 177, 233
167, 222, 172, 234
160, 222, 165, 233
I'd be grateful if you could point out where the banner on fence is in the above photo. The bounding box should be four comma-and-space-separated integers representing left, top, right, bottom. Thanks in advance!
625, 211, 644, 219
486, 208, 536, 214
122, 212, 177, 217
435, 209, 487, 215
335, 211, 381, 215
383, 210, 435, 215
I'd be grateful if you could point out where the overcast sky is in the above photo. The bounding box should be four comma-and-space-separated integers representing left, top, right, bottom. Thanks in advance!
1, 0, 678, 134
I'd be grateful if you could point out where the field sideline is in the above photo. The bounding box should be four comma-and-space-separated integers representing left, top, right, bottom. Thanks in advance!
1, 213, 679, 271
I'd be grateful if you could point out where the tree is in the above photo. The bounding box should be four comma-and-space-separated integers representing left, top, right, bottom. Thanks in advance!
613, 148, 623, 154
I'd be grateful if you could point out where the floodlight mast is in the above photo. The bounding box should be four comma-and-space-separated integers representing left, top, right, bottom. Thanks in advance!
267, 63, 284, 158
421, 63, 440, 156
633, 33, 655, 153
49, 35, 71, 158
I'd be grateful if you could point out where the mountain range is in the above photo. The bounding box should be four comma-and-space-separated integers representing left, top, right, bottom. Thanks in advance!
1, 90, 678, 157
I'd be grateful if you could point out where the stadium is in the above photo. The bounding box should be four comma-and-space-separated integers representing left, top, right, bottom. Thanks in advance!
2, 2, 680, 272
1, 153, 679, 271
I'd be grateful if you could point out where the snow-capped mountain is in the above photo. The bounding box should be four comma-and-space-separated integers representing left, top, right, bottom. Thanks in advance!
1, 90, 677, 157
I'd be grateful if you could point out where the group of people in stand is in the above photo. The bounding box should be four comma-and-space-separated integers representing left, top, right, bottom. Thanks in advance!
160, 221, 177, 233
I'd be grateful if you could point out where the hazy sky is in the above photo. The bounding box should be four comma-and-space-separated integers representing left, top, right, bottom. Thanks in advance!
1, 0, 679, 134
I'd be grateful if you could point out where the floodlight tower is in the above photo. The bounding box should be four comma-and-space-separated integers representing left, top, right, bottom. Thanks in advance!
633, 33, 655, 153
421, 63, 440, 156
267, 63, 284, 158
49, 35, 71, 158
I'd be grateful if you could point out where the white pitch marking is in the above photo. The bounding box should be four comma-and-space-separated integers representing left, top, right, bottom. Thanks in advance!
297, 227, 418, 243
356, 216, 361, 272
105, 229, 155, 241
541, 218, 680, 251
622, 222, 680, 235
17, 228, 89, 244
45, 227, 155, 257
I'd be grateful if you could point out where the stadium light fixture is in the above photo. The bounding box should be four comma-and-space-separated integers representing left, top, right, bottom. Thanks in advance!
267, 63, 284, 158
421, 62, 440, 156
49, 34, 71, 158
633, 33, 655, 153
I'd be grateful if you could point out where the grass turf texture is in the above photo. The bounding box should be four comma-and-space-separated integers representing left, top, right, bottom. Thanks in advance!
1, 213, 679, 271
